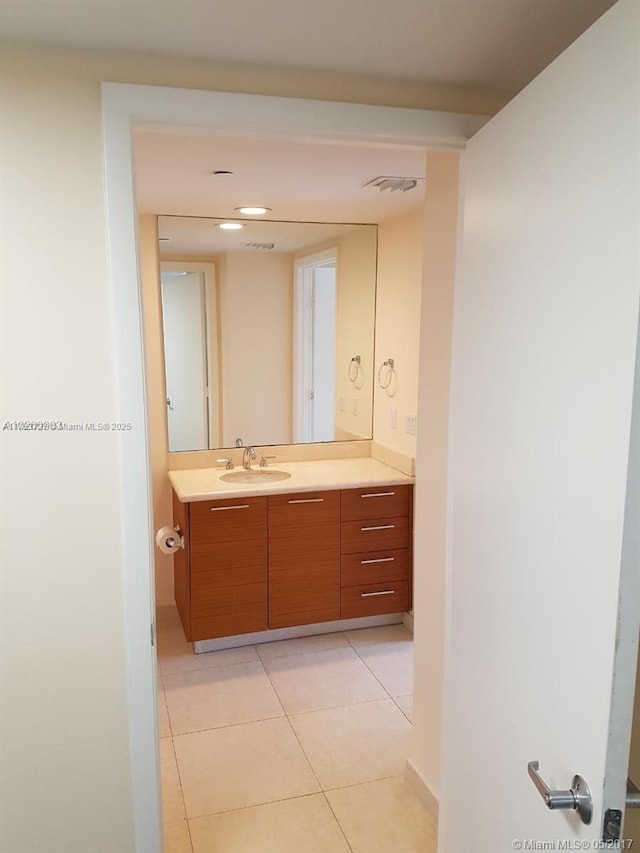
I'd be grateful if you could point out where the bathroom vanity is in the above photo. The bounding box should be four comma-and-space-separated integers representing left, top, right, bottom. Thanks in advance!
169, 457, 413, 646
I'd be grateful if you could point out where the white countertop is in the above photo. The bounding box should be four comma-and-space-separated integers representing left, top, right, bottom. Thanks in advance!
169, 456, 414, 502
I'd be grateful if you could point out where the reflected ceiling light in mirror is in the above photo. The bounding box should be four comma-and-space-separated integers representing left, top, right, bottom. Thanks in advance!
235, 206, 271, 215
218, 222, 244, 230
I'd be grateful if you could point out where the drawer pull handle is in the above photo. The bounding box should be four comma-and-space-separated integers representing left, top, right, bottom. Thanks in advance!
210, 504, 250, 511
360, 557, 395, 564
361, 524, 395, 531
288, 498, 324, 504
361, 590, 395, 597
361, 491, 396, 498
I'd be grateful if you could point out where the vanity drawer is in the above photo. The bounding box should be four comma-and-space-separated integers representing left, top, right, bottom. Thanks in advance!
341, 485, 411, 521
341, 581, 409, 619
341, 516, 410, 554
341, 548, 409, 587
190, 496, 267, 544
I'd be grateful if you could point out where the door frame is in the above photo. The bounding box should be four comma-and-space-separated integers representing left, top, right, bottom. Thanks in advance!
100, 82, 487, 852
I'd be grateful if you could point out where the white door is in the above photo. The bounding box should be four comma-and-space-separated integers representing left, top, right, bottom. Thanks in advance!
440, 3, 640, 851
161, 271, 209, 452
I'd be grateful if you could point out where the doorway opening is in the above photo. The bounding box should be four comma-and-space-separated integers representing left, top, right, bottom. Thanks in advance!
293, 248, 337, 443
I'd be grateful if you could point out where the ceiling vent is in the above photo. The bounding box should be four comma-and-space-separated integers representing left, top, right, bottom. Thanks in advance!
363, 175, 423, 193
246, 242, 275, 250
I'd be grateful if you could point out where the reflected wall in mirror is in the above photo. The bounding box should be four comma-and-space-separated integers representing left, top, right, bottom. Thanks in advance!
158, 216, 377, 452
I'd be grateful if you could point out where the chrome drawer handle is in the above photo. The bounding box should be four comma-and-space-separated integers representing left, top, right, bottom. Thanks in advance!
361, 590, 395, 597
360, 557, 395, 564
361, 491, 395, 498
210, 504, 250, 511
288, 498, 324, 504
361, 524, 395, 531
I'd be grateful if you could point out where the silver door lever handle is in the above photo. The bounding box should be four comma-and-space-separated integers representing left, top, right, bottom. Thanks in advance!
527, 761, 593, 825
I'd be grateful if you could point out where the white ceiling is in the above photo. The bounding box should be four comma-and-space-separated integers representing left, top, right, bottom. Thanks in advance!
1, 0, 616, 93
134, 131, 427, 224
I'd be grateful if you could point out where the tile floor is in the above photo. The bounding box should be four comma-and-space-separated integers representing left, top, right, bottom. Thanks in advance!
157, 608, 436, 853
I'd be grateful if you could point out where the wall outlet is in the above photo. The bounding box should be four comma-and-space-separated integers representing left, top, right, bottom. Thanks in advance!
338, 396, 346, 413
405, 413, 417, 435
352, 397, 359, 416
390, 407, 397, 429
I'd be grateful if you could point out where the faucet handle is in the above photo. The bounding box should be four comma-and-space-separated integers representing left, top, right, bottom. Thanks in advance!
259, 455, 276, 468
217, 458, 234, 470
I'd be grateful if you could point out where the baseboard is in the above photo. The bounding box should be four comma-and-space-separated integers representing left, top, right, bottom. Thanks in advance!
405, 759, 439, 824
403, 610, 414, 634
194, 612, 404, 653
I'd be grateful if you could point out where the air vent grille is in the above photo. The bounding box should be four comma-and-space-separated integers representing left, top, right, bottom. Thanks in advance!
363, 175, 423, 193
246, 242, 275, 250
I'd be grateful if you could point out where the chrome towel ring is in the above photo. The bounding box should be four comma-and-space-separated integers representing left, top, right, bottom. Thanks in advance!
377, 358, 395, 390
349, 355, 362, 382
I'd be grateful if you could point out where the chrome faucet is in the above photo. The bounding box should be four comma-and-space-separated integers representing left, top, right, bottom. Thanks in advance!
242, 446, 257, 470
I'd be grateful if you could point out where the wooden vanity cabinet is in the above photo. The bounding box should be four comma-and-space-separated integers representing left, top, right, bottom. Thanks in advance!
173, 481, 413, 642
339, 484, 413, 619
268, 490, 340, 629
173, 492, 268, 642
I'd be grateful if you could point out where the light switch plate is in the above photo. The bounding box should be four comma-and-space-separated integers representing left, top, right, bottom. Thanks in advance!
405, 413, 417, 435
352, 397, 359, 415
338, 396, 346, 413
390, 407, 397, 429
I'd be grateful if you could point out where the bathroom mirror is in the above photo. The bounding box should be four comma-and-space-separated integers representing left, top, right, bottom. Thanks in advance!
158, 215, 377, 452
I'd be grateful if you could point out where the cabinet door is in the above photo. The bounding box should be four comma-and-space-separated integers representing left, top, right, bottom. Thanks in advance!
189, 496, 268, 641
268, 490, 340, 629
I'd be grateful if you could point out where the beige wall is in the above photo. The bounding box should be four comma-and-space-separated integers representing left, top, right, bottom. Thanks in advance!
373, 206, 425, 457
410, 151, 460, 803
333, 228, 378, 439
0, 39, 497, 850
218, 252, 293, 446
0, 65, 134, 852
139, 215, 175, 607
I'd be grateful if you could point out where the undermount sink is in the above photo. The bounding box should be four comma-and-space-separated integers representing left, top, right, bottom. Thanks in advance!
220, 469, 292, 484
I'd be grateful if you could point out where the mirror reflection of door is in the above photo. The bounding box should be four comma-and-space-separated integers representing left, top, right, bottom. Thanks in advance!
294, 251, 337, 443
161, 270, 209, 451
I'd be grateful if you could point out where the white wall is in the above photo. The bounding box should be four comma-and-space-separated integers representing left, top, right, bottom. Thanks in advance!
373, 207, 425, 456
219, 252, 293, 446
409, 151, 460, 804
0, 67, 134, 852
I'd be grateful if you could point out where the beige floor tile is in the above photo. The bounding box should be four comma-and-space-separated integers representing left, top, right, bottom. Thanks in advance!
174, 718, 320, 817
256, 632, 349, 661
157, 623, 259, 676
160, 738, 186, 824
164, 661, 284, 734
163, 820, 193, 853
346, 625, 413, 697
263, 646, 387, 714
326, 777, 437, 853
158, 680, 171, 738
289, 699, 411, 790
189, 794, 350, 853
394, 694, 413, 722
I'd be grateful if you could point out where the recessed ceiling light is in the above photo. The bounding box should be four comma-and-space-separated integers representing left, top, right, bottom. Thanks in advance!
218, 222, 245, 231
235, 206, 271, 215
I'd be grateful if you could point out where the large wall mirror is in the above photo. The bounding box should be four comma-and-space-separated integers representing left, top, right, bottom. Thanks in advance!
158, 215, 377, 452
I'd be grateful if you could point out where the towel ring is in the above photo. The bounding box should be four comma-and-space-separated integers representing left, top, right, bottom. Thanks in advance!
377, 358, 395, 390
349, 355, 361, 383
